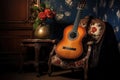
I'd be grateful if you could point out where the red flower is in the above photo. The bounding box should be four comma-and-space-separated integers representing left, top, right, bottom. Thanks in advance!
38, 12, 47, 20
91, 27, 97, 33
44, 9, 55, 19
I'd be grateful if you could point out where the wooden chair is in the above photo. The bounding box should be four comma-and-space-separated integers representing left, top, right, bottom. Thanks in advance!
48, 17, 106, 80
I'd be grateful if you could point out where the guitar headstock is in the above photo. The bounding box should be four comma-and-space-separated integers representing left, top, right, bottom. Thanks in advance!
77, 0, 86, 10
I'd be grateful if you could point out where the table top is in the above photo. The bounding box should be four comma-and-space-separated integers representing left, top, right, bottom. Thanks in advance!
22, 39, 56, 43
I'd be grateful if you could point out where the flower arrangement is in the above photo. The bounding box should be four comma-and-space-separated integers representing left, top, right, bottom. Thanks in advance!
31, 2, 56, 30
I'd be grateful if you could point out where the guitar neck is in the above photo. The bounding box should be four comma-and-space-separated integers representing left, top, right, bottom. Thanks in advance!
72, 0, 86, 33
72, 9, 83, 33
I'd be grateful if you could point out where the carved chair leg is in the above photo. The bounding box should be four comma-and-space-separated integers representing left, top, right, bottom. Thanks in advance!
48, 58, 52, 76
84, 61, 88, 80
48, 45, 56, 76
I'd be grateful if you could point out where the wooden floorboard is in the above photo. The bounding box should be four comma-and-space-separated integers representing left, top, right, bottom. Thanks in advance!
0, 71, 82, 80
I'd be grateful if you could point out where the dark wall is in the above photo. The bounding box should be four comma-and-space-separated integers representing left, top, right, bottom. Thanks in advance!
0, 0, 33, 70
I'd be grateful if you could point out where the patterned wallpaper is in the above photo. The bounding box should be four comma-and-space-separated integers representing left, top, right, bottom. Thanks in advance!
41, 0, 120, 42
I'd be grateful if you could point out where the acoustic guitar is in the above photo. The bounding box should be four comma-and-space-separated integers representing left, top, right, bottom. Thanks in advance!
55, 0, 86, 59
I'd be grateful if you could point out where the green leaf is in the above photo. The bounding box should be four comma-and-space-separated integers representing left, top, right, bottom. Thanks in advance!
35, 17, 42, 23
32, 6, 39, 10
33, 22, 39, 30
35, 17, 40, 22
33, 18, 42, 30
40, 3, 45, 8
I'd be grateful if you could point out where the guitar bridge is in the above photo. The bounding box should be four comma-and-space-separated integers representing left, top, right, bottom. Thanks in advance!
63, 46, 76, 51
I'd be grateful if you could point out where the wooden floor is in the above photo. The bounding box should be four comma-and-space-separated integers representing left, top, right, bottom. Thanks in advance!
0, 70, 83, 80
0, 65, 84, 80
0, 72, 81, 80
0, 64, 119, 80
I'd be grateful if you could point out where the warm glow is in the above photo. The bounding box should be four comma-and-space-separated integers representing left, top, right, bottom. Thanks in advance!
38, 29, 43, 33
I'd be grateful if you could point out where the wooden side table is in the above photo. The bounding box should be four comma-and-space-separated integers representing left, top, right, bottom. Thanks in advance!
20, 39, 55, 76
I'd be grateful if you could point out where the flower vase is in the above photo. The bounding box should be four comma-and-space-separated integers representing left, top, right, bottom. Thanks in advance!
34, 23, 51, 39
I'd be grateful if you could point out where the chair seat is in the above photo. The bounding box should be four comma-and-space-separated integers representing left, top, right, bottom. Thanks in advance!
51, 55, 85, 69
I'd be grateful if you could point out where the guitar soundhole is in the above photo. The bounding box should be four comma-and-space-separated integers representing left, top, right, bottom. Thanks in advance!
70, 32, 77, 38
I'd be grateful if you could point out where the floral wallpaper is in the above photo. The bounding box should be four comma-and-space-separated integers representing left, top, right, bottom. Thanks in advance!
41, 0, 120, 42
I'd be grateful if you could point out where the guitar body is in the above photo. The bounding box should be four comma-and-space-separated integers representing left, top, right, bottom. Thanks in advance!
55, 25, 86, 59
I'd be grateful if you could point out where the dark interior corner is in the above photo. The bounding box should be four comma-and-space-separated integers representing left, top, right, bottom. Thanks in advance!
0, 0, 120, 80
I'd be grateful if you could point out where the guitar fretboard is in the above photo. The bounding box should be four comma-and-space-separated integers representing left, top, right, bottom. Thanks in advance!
72, 0, 86, 33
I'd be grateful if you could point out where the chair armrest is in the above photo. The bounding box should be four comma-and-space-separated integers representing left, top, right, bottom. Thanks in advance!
82, 41, 93, 61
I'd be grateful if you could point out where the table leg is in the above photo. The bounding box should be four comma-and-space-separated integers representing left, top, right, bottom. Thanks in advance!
34, 43, 41, 77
